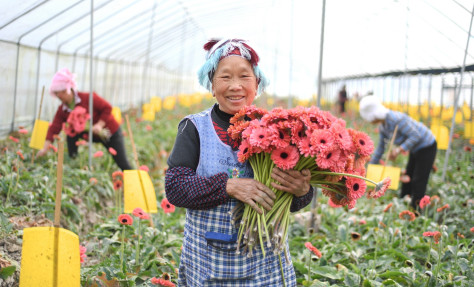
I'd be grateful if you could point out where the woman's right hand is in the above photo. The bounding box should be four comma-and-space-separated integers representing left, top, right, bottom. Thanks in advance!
226, 178, 276, 214
36, 140, 52, 157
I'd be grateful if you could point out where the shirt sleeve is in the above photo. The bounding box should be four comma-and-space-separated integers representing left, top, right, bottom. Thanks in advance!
167, 118, 200, 169
397, 115, 422, 151
370, 130, 385, 164
165, 166, 231, 210
92, 92, 113, 123
290, 186, 314, 212
46, 105, 68, 142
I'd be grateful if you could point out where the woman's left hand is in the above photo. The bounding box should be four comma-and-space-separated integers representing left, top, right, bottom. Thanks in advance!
92, 120, 106, 135
270, 167, 311, 197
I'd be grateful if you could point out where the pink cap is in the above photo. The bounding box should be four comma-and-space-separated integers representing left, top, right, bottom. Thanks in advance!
50, 68, 77, 96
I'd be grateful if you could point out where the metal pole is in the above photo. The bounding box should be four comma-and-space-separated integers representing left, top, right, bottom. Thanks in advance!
442, 4, 474, 181
316, 0, 326, 108
287, 0, 294, 108
88, 0, 94, 169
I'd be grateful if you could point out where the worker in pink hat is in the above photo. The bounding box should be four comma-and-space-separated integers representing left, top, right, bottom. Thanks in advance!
37, 68, 132, 171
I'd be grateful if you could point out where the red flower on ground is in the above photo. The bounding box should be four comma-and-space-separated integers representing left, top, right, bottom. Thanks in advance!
436, 204, 449, 212
399, 210, 416, 221
419, 195, 431, 209
108, 147, 117, 156
75, 140, 87, 146
146, 125, 152, 131
112, 170, 124, 180
93, 151, 104, 158
117, 214, 133, 225
464, 146, 471, 152
367, 177, 391, 199
383, 203, 393, 212
304, 242, 322, 258
161, 198, 175, 213
16, 150, 25, 160
113, 180, 123, 190
470, 227, 474, 233
139, 165, 149, 172
423, 231, 441, 244
49, 144, 58, 152
80, 245, 87, 263
359, 219, 367, 225
132, 207, 150, 220
150, 277, 175, 287
18, 128, 28, 134
9, 136, 19, 143
89, 177, 98, 185
345, 176, 366, 201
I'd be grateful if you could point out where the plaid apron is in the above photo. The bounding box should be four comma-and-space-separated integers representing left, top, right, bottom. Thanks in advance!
178, 108, 296, 286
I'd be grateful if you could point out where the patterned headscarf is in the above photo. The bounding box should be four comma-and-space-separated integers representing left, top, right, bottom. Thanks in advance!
197, 38, 269, 95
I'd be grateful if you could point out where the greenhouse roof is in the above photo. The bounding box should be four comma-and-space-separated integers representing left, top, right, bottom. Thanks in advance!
1, 0, 473, 96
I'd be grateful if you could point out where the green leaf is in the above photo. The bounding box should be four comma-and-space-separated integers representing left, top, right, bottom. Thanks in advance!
312, 266, 342, 280
0, 266, 16, 279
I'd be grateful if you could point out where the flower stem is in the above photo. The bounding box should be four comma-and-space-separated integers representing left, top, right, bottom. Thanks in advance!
120, 225, 126, 272
135, 220, 141, 265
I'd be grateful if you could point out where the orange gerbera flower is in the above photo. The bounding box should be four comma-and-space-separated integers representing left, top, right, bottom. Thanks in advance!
383, 203, 393, 212
436, 204, 449, 212
150, 277, 175, 287
399, 210, 416, 221
89, 177, 98, 185
112, 170, 124, 180
117, 214, 133, 225
16, 150, 25, 160
108, 147, 117, 156
113, 179, 123, 190
423, 231, 441, 244
304, 242, 322, 258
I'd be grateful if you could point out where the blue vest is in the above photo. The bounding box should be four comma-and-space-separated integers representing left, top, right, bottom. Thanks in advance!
178, 108, 296, 286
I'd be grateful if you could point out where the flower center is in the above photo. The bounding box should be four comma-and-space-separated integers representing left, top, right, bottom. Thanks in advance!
353, 183, 359, 191
279, 131, 284, 139
280, 152, 288, 159
320, 139, 326, 144
243, 147, 248, 154
326, 152, 332, 159
359, 139, 365, 145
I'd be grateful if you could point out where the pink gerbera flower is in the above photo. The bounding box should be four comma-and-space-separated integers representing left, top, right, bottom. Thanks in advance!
108, 147, 117, 156
132, 207, 150, 220
139, 165, 149, 172
367, 177, 391, 199
93, 151, 104, 158
316, 148, 341, 170
9, 136, 20, 143
419, 195, 431, 209
18, 128, 28, 134
249, 126, 272, 150
310, 129, 335, 153
330, 121, 353, 151
271, 145, 300, 170
161, 198, 175, 213
345, 176, 367, 201
304, 242, 322, 258
349, 129, 374, 156
328, 198, 342, 208
269, 125, 291, 149
297, 136, 317, 157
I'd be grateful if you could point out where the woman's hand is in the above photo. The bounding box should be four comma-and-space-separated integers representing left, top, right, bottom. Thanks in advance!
271, 167, 311, 197
92, 120, 106, 135
226, 178, 276, 214
36, 140, 52, 157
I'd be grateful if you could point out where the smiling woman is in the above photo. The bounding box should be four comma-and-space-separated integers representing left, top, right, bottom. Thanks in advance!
164, 38, 314, 286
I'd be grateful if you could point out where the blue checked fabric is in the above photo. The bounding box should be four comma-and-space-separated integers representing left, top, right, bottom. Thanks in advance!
178, 108, 297, 286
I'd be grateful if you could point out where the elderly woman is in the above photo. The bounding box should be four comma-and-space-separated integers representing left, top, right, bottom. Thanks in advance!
165, 39, 313, 286
37, 68, 132, 171
359, 95, 437, 209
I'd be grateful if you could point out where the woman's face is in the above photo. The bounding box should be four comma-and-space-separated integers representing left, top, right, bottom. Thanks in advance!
212, 56, 258, 115
54, 89, 74, 105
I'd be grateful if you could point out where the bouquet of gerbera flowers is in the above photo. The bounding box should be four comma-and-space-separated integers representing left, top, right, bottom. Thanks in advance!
63, 106, 111, 140
228, 105, 390, 257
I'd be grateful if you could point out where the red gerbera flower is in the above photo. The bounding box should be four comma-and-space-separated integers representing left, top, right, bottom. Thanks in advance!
297, 136, 317, 157
139, 165, 149, 172
330, 121, 353, 151
419, 195, 431, 209
151, 277, 175, 287
423, 231, 441, 244
269, 125, 291, 149
237, 139, 253, 163
16, 150, 25, 160
80, 245, 87, 263
310, 129, 335, 153
271, 145, 300, 170
367, 177, 391, 199
249, 126, 272, 150
349, 129, 374, 156
48, 144, 58, 152
117, 214, 133, 225
345, 175, 367, 201
89, 177, 98, 185
9, 136, 19, 143
316, 148, 341, 170
93, 151, 104, 158
113, 179, 123, 190
470, 227, 474, 233
75, 140, 87, 146
383, 203, 393, 212
328, 198, 342, 208
304, 242, 322, 258
146, 125, 152, 131
132, 207, 150, 220
18, 128, 28, 134
112, 170, 124, 180
108, 147, 117, 156
161, 198, 175, 213
399, 210, 416, 221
